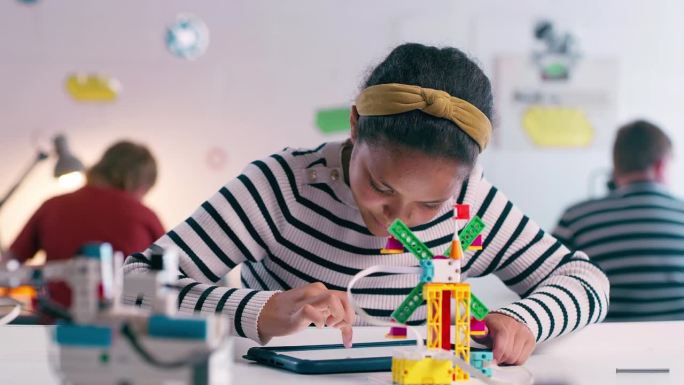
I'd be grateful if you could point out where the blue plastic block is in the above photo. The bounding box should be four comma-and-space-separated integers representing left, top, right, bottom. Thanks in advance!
79, 243, 113, 260
419, 259, 434, 283
471, 351, 493, 361
55, 324, 112, 347
481, 368, 493, 377
470, 360, 483, 369
148, 315, 207, 340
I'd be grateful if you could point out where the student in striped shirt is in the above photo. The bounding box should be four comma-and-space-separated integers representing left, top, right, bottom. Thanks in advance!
125, 43, 609, 365
554, 120, 684, 321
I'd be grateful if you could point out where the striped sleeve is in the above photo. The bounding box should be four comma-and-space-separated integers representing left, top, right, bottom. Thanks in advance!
465, 175, 610, 343
123, 161, 282, 344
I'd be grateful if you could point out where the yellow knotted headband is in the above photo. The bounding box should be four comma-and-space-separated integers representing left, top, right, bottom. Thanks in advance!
355, 83, 492, 152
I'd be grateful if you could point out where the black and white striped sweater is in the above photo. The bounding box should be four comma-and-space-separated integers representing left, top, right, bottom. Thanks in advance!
554, 182, 684, 321
124, 140, 609, 344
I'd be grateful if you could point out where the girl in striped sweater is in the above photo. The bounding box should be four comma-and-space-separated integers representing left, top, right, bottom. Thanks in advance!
124, 43, 609, 365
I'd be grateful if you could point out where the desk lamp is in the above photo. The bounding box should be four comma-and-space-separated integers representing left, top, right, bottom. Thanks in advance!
0, 134, 84, 259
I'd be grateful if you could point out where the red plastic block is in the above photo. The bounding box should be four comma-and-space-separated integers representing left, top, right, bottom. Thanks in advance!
441, 291, 451, 351
468, 234, 483, 250
380, 236, 404, 254
386, 325, 408, 339
470, 317, 487, 336
454, 204, 470, 220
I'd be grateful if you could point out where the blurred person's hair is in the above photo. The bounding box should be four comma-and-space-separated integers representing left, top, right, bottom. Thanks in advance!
87, 141, 157, 192
613, 120, 672, 174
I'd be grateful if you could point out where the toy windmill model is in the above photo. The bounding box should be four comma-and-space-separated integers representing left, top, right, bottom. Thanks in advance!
379, 204, 492, 383
0, 244, 231, 385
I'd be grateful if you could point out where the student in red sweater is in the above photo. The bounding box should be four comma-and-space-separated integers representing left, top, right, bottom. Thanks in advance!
6, 141, 165, 309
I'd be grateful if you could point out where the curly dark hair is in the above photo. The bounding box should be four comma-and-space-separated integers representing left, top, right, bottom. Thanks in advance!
357, 43, 494, 167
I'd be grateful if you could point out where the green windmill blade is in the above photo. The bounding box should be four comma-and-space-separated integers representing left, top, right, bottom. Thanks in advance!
470, 293, 490, 321
388, 219, 434, 261
391, 282, 426, 324
445, 215, 485, 256
386, 219, 434, 323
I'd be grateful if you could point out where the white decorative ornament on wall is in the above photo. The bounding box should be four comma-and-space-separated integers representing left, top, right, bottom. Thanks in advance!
165, 14, 210, 60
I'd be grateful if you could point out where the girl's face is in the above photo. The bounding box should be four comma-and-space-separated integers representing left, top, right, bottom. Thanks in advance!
347, 140, 470, 237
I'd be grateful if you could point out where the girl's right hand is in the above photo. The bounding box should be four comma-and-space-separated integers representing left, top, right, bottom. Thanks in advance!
257, 282, 356, 347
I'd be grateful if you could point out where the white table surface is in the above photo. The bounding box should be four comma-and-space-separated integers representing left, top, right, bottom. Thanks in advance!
0, 322, 682, 385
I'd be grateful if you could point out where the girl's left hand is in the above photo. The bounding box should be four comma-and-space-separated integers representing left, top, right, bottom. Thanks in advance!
473, 312, 536, 365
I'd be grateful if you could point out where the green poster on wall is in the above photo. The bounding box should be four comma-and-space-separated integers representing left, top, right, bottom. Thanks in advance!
316, 107, 350, 134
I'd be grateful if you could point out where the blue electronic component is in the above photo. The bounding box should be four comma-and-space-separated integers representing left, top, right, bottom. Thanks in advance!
470, 351, 493, 361
55, 324, 112, 347
79, 243, 113, 260
148, 315, 207, 340
419, 259, 434, 283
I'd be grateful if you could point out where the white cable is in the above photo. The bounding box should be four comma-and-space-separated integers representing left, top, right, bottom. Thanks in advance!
0, 297, 22, 325
347, 265, 424, 348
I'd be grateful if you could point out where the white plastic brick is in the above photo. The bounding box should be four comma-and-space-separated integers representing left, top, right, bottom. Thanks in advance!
431, 259, 461, 283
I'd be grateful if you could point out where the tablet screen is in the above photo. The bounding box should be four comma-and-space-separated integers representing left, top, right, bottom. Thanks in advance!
281, 345, 413, 360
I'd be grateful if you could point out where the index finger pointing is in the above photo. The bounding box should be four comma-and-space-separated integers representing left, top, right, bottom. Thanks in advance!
340, 325, 353, 348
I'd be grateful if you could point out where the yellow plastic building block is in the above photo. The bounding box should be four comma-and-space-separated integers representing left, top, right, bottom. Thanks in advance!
380, 248, 404, 254
422, 283, 471, 381
392, 354, 453, 385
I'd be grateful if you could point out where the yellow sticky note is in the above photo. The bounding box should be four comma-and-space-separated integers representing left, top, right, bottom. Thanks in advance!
65, 74, 121, 102
522, 106, 594, 147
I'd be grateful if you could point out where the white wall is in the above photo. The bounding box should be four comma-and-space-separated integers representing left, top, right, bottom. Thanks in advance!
2, 0, 684, 252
